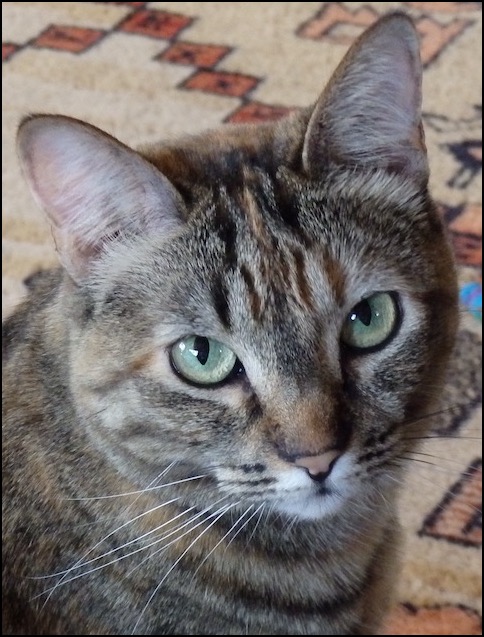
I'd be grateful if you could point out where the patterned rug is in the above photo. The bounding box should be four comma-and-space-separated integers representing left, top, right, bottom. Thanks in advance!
2, 2, 482, 634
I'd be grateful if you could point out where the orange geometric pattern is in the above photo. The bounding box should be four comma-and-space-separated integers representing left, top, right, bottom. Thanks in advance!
297, 2, 473, 66
420, 459, 482, 547
157, 42, 231, 68
32, 25, 105, 53
440, 203, 482, 266
2, 43, 19, 62
405, 2, 482, 12
297, 3, 379, 44
448, 203, 482, 237
416, 16, 473, 66
118, 8, 192, 40
383, 603, 482, 635
182, 70, 259, 99
106, 1, 146, 6
226, 102, 294, 124
450, 232, 482, 267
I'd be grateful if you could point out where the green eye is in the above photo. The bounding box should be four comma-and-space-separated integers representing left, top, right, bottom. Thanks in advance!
170, 336, 240, 386
341, 292, 400, 350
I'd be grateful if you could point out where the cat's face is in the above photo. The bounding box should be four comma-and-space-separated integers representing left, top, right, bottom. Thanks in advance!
62, 165, 456, 521
17, 14, 458, 521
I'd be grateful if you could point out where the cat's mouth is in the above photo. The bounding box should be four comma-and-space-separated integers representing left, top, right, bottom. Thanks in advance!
271, 484, 343, 521
231, 469, 344, 520
316, 484, 331, 496
258, 454, 357, 520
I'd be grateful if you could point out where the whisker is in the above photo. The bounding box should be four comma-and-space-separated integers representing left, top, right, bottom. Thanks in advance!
36, 501, 200, 586
37, 496, 232, 593
245, 503, 266, 547
403, 434, 482, 442
110, 463, 179, 532
225, 503, 265, 551
131, 501, 239, 635
402, 406, 468, 428
409, 450, 481, 467
282, 508, 302, 537
68, 473, 206, 501
34, 504, 212, 599
124, 496, 232, 577
38, 507, 208, 599
394, 456, 478, 480
33, 496, 184, 580
33, 495, 190, 605
54, 465, 182, 533
398, 455, 478, 476
190, 504, 255, 578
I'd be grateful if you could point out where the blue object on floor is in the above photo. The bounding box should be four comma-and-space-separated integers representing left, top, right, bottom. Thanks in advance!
459, 281, 482, 322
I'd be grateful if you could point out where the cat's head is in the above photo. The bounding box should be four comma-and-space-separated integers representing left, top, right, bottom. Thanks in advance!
17, 13, 458, 521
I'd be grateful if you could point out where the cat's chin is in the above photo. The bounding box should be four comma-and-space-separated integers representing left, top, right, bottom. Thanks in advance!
272, 489, 344, 521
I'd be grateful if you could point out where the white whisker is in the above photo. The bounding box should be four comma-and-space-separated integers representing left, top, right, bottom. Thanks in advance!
190, 504, 255, 578
68, 473, 206, 501
124, 496, 232, 577
34, 494, 190, 607
57, 464, 180, 533
410, 450, 480, 468
35, 508, 203, 598
131, 501, 239, 635
224, 503, 265, 551
245, 503, 266, 547
36, 501, 200, 587
398, 456, 475, 477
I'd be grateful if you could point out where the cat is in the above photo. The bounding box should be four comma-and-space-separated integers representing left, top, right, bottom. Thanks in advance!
2, 12, 459, 636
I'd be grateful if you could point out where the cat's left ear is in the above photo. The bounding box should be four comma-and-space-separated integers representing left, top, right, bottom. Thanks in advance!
303, 13, 428, 184
17, 115, 184, 283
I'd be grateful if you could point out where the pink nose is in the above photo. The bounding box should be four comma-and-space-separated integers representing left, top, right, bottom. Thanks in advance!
294, 450, 341, 480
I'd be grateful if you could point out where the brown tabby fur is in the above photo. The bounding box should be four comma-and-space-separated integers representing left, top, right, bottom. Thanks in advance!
2, 14, 458, 635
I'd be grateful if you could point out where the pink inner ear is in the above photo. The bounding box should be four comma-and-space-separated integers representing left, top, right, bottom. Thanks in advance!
20, 119, 112, 231
18, 116, 182, 283
303, 15, 426, 180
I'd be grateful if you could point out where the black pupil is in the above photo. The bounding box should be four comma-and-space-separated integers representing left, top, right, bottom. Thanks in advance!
353, 299, 372, 326
193, 336, 210, 365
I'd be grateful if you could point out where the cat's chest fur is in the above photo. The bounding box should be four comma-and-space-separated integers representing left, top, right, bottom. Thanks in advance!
2, 13, 458, 636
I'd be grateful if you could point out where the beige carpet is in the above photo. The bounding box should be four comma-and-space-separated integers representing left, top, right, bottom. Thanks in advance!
2, 2, 482, 634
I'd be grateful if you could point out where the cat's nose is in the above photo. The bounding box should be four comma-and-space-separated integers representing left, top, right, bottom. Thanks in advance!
294, 450, 341, 483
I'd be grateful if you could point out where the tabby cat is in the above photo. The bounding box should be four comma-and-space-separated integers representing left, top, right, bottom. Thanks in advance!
2, 13, 458, 635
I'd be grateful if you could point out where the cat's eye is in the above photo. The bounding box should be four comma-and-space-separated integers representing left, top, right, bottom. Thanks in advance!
341, 292, 400, 351
170, 335, 241, 386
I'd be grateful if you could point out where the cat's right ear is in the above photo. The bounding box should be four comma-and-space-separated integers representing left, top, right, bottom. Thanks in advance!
17, 115, 183, 283
302, 13, 428, 184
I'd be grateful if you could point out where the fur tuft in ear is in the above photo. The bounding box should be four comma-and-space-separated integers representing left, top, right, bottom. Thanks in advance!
17, 115, 183, 282
303, 13, 428, 183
